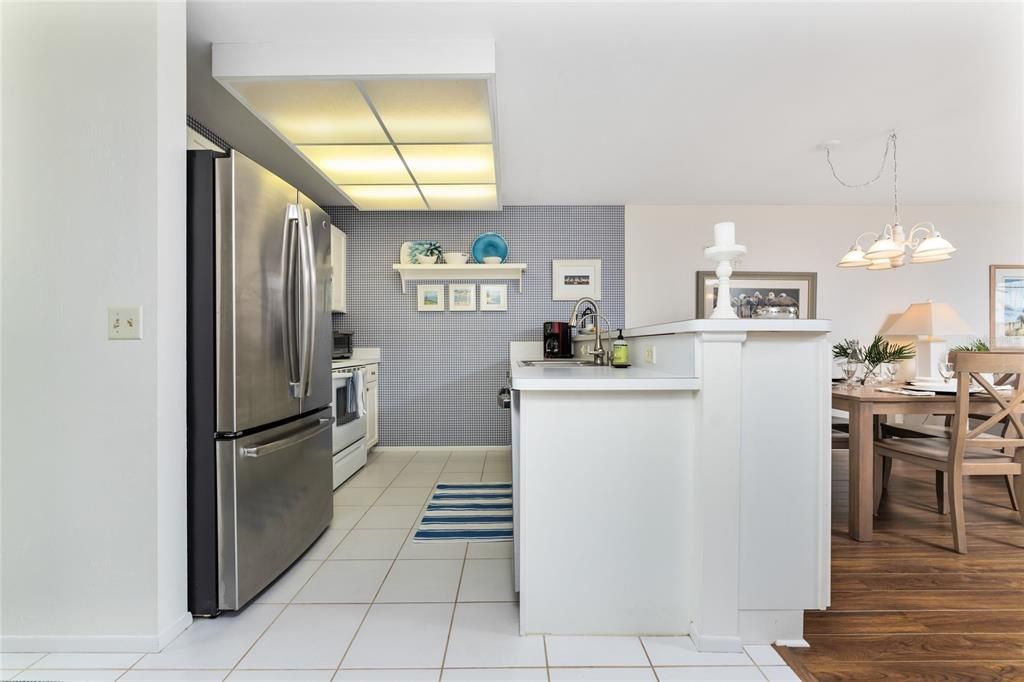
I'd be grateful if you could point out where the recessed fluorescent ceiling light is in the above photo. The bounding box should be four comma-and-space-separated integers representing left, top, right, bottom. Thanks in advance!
229, 80, 387, 144
420, 184, 497, 210
224, 77, 498, 210
399, 144, 495, 184
298, 145, 412, 184
362, 79, 493, 143
339, 185, 426, 210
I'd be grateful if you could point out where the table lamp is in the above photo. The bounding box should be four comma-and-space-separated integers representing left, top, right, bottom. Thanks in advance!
885, 301, 973, 380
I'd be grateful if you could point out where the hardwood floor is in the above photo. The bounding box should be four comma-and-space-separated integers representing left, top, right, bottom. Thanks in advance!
778, 450, 1024, 681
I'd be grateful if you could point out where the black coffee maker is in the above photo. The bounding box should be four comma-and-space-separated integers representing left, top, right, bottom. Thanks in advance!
543, 321, 573, 358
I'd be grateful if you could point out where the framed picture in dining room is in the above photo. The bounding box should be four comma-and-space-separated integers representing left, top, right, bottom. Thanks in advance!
990, 264, 1024, 349
696, 271, 817, 319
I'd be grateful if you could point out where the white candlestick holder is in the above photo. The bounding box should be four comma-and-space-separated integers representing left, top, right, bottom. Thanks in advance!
703, 244, 747, 319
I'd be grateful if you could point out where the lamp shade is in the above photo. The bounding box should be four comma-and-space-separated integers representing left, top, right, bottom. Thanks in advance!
866, 258, 893, 270
837, 246, 871, 268
911, 252, 952, 265
885, 301, 973, 339
865, 235, 904, 260
913, 232, 956, 257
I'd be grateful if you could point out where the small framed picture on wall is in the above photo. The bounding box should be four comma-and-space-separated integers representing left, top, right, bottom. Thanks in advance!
990, 264, 1024, 349
480, 284, 508, 311
552, 259, 602, 301
449, 284, 477, 312
417, 284, 445, 312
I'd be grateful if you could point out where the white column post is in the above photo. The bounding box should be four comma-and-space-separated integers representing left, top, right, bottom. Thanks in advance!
690, 331, 746, 652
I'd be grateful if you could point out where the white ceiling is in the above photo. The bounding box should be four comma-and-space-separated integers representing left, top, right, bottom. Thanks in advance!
187, 1, 1023, 208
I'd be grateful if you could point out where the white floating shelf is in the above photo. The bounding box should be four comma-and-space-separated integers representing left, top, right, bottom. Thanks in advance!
393, 263, 528, 293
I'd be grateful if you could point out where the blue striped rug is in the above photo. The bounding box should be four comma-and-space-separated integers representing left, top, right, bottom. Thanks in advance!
413, 482, 513, 542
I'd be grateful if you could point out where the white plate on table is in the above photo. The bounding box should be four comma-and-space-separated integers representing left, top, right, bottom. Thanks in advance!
907, 382, 1002, 394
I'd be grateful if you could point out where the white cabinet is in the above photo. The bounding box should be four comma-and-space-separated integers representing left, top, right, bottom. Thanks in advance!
331, 226, 347, 313
366, 363, 379, 448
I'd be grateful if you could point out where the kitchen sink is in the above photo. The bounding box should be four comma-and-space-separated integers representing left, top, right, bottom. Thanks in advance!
518, 359, 597, 367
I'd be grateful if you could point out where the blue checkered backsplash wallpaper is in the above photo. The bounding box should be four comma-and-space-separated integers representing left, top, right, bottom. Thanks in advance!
326, 206, 625, 447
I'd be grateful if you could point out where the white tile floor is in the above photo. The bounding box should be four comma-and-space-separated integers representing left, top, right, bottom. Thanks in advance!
2, 449, 800, 682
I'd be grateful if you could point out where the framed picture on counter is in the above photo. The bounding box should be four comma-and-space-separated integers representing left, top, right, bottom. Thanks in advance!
990, 264, 1024, 349
417, 284, 445, 312
552, 259, 602, 301
449, 284, 477, 312
480, 284, 508, 311
696, 271, 817, 319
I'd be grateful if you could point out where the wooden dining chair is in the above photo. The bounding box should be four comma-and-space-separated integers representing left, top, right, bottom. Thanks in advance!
880, 371, 1022, 514
873, 352, 1024, 553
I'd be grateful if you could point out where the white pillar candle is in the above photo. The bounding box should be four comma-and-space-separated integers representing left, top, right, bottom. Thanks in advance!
713, 222, 735, 248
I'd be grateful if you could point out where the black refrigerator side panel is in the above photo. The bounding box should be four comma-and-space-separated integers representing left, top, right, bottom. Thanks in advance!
187, 150, 223, 616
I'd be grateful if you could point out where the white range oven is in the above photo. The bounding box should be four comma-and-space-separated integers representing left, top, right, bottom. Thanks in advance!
331, 365, 368, 488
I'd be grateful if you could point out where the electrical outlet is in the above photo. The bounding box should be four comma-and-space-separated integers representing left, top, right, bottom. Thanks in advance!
644, 346, 656, 364
108, 306, 143, 340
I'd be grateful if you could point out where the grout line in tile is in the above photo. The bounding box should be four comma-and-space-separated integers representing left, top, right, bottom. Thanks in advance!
438, 544, 468, 673
638, 636, 661, 682
542, 633, 552, 682
221, 601, 291, 679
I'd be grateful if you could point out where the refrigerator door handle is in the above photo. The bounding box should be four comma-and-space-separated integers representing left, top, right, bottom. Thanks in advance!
282, 204, 302, 398
300, 207, 317, 398
240, 417, 334, 458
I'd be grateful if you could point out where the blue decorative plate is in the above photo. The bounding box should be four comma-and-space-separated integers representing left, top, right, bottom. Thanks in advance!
472, 232, 508, 264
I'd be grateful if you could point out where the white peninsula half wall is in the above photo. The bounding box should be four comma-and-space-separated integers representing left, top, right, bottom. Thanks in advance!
509, 318, 832, 652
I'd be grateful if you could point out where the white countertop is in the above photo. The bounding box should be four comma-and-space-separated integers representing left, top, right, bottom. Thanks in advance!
332, 347, 380, 370
510, 361, 698, 391
622, 318, 832, 338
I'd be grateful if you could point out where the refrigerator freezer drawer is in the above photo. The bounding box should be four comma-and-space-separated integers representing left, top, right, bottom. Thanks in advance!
217, 408, 333, 610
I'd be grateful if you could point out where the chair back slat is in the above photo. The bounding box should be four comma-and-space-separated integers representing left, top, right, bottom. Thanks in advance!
949, 353, 1024, 461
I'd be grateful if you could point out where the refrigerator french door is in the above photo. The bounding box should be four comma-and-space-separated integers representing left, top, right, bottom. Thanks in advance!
188, 150, 334, 616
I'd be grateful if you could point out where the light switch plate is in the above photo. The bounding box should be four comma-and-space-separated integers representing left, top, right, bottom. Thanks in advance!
644, 346, 656, 364
108, 306, 143, 340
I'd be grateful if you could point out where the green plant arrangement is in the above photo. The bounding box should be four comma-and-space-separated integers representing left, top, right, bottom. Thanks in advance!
950, 338, 990, 353
832, 335, 915, 384
832, 338, 864, 362
862, 335, 915, 384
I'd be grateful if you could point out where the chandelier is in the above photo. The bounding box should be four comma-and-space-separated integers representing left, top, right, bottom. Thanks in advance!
829, 132, 956, 270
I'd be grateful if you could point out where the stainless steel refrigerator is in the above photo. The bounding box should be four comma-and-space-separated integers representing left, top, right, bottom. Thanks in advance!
187, 149, 334, 616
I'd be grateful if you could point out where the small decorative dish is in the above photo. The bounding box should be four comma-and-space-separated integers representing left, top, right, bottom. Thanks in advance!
444, 252, 470, 265
472, 232, 508, 264
401, 241, 443, 265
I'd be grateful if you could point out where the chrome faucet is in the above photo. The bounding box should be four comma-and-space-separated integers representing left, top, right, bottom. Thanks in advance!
569, 297, 609, 365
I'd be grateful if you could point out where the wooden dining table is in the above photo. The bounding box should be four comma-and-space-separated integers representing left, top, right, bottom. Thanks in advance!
831, 383, 1005, 542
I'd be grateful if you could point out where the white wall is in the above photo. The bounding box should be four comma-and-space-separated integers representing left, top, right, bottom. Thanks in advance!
625, 204, 1024, 374
1, 1, 188, 651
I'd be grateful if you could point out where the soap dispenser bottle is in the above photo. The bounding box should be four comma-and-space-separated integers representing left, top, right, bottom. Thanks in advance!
611, 329, 630, 368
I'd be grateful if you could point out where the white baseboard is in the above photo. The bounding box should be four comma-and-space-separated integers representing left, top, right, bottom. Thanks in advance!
688, 623, 743, 653
157, 611, 193, 650
738, 609, 805, 644
775, 639, 810, 648
372, 445, 511, 454
1, 611, 192, 653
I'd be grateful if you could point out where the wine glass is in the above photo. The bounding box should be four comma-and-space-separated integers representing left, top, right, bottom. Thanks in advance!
841, 360, 859, 385
938, 361, 955, 383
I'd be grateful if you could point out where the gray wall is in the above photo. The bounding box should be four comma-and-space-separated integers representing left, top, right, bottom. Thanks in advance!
327, 206, 625, 446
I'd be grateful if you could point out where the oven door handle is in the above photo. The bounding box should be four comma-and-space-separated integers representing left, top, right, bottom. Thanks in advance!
332, 371, 354, 380
241, 417, 334, 458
